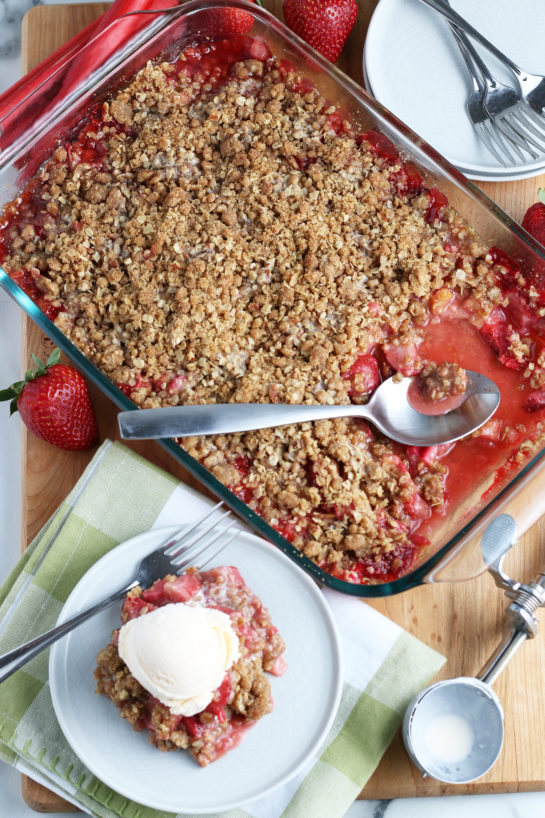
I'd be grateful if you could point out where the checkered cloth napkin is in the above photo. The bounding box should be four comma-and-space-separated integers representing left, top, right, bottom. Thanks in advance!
0, 440, 445, 818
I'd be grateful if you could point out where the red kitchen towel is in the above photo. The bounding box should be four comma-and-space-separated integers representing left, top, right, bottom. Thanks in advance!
0, 1, 180, 150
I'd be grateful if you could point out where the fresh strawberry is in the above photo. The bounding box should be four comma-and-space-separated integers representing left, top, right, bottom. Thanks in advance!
520, 189, 545, 300
522, 188, 545, 246
204, 0, 260, 36
282, 0, 357, 62
0, 348, 98, 450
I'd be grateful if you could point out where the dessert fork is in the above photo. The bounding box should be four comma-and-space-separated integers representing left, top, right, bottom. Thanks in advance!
449, 26, 516, 166
418, 0, 545, 118
0, 502, 240, 683
447, 18, 545, 165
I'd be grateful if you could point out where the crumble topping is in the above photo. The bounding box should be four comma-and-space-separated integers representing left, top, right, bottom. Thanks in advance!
3, 38, 545, 584
418, 361, 468, 402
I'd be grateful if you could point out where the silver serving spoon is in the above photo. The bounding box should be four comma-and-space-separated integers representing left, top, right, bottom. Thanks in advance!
118, 370, 500, 446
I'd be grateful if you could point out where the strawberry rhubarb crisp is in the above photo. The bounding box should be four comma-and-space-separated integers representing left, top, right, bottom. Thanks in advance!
3, 35, 545, 584
94, 565, 286, 766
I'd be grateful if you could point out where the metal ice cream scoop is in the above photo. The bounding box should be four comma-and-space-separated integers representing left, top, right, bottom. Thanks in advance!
403, 514, 545, 784
118, 369, 500, 447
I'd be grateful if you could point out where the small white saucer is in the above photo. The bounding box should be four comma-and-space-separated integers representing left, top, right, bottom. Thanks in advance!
364, 0, 545, 181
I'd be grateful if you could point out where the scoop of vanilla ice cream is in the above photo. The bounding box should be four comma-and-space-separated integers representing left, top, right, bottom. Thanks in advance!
118, 602, 240, 716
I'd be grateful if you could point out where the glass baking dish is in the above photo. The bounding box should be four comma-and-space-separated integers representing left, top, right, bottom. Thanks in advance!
2, 0, 545, 597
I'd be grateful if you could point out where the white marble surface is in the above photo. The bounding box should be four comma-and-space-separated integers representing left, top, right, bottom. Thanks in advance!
1, 2, 545, 816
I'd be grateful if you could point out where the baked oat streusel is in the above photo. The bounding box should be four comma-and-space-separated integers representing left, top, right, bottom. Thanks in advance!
3, 36, 545, 583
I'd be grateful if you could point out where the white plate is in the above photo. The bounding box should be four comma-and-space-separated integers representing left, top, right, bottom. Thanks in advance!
364, 0, 545, 180
49, 527, 342, 814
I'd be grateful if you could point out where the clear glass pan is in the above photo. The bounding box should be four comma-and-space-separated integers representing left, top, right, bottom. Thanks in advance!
2, 0, 545, 596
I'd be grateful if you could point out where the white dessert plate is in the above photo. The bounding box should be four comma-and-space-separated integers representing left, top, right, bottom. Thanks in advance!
364, 0, 545, 181
49, 526, 342, 814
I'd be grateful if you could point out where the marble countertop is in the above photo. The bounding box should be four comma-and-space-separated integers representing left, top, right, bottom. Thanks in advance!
1, 2, 545, 816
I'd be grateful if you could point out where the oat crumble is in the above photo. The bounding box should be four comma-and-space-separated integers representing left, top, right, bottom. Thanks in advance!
3, 37, 545, 584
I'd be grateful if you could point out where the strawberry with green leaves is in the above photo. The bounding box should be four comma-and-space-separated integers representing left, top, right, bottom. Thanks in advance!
522, 188, 545, 246
0, 348, 98, 451
282, 0, 357, 62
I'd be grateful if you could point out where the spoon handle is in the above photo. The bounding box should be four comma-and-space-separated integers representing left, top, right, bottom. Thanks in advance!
118, 403, 366, 439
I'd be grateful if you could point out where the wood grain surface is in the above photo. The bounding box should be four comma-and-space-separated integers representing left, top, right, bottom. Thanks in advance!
18, 1, 545, 810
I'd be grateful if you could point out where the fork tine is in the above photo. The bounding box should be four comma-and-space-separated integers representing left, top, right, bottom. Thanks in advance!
491, 117, 527, 165
474, 121, 511, 166
508, 108, 545, 152
171, 519, 237, 566
495, 116, 539, 162
162, 502, 226, 555
481, 119, 521, 164
174, 526, 240, 572
197, 529, 240, 569
165, 513, 232, 560
501, 113, 545, 155
519, 105, 545, 138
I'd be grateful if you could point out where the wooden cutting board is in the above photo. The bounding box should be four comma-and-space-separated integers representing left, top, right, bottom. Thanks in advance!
18, 2, 545, 811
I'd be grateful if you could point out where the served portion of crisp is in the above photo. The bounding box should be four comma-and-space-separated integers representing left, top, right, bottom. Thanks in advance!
3, 36, 545, 585
95, 565, 287, 767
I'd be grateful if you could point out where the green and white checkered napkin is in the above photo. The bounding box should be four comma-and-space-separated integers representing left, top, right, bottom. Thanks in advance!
0, 440, 445, 818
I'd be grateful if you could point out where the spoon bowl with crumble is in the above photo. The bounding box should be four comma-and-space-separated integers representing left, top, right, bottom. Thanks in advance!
118, 365, 500, 447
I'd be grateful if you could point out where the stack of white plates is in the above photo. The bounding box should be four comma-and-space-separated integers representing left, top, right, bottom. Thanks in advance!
363, 0, 545, 182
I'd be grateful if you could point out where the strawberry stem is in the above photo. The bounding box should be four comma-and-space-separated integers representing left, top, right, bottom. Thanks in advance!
0, 347, 62, 416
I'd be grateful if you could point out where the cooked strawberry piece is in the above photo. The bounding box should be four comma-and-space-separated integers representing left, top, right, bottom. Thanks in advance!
367, 301, 383, 317
274, 518, 301, 542
337, 541, 417, 583
524, 388, 545, 411
121, 595, 153, 621
319, 501, 355, 520
503, 289, 537, 333
200, 565, 245, 587
410, 532, 431, 548
383, 339, 421, 376
181, 715, 206, 739
268, 655, 289, 676
406, 443, 453, 469
327, 109, 349, 135
343, 352, 380, 396
232, 484, 254, 504
475, 419, 503, 441
141, 578, 167, 604
403, 491, 430, 522
358, 130, 399, 163
391, 162, 423, 197
167, 374, 187, 395
163, 573, 202, 602
234, 454, 251, 474
425, 187, 448, 224
489, 246, 521, 289
520, 196, 545, 298
480, 309, 526, 371
248, 37, 272, 61
205, 675, 232, 722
